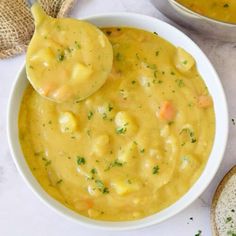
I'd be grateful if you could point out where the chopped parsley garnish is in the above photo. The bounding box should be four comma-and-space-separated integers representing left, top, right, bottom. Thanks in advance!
74, 41, 81, 49
95, 180, 109, 194
176, 79, 185, 87
180, 128, 197, 144
226, 216, 232, 223
224, 3, 229, 8
57, 53, 65, 61
90, 168, 97, 174
116, 127, 127, 134
77, 156, 86, 165
153, 31, 158, 35
106, 30, 112, 35
108, 104, 113, 112
195, 230, 202, 236
182, 60, 188, 65
87, 111, 94, 120
56, 179, 63, 184
105, 159, 124, 171
140, 148, 145, 153
42, 157, 51, 166
155, 51, 159, 56
115, 52, 123, 61
131, 80, 136, 84
154, 70, 158, 78
152, 165, 159, 174
232, 119, 235, 125
147, 64, 157, 70
227, 230, 236, 236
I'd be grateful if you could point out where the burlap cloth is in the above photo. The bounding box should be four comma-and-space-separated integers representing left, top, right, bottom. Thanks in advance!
0, 0, 77, 59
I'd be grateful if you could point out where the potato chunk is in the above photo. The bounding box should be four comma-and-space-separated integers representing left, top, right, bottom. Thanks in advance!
58, 111, 77, 133
93, 134, 109, 156
115, 111, 137, 135
175, 47, 195, 72
71, 63, 93, 82
111, 179, 140, 195
30, 47, 54, 67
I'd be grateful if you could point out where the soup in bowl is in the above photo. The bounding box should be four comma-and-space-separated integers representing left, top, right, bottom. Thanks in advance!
7, 13, 228, 230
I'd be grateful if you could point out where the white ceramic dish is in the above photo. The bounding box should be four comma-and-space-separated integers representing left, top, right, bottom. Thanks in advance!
7, 13, 228, 230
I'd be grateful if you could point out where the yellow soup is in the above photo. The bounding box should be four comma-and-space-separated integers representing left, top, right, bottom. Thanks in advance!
19, 27, 215, 221
176, 0, 236, 23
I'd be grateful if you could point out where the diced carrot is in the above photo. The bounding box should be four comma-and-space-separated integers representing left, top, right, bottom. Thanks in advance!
158, 101, 176, 121
85, 198, 94, 209
197, 95, 212, 108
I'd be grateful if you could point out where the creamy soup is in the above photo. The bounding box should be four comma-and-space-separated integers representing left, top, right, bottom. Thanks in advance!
176, 0, 236, 23
19, 27, 215, 221
26, 3, 113, 103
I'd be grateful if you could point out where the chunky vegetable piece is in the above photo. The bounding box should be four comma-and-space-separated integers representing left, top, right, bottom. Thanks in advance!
19, 27, 215, 221
26, 3, 113, 103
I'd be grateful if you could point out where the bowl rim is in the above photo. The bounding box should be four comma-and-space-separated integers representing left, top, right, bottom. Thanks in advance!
7, 12, 229, 231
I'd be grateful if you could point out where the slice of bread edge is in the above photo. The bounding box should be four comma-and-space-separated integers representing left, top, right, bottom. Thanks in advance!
211, 165, 236, 236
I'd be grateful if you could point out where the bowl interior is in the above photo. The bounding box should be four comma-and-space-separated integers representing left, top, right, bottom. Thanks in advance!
7, 13, 228, 230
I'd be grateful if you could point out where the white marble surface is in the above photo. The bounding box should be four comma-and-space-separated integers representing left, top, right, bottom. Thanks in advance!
0, 0, 236, 235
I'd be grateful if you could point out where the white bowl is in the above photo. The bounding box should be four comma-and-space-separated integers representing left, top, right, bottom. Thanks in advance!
7, 13, 228, 230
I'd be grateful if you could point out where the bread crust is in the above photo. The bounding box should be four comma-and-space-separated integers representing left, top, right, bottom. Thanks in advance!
211, 165, 236, 236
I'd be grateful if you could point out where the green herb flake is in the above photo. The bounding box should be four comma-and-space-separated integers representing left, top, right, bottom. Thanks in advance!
77, 156, 86, 165
45, 160, 51, 166
176, 79, 185, 87
87, 111, 94, 120
153, 31, 158, 35
115, 52, 123, 61
152, 165, 159, 174
57, 53, 65, 62
226, 217, 232, 223
116, 127, 127, 134
105, 159, 124, 171
182, 60, 188, 65
131, 80, 136, 84
224, 3, 229, 8
108, 104, 113, 112
90, 168, 97, 174
155, 51, 159, 56
232, 119, 235, 125
227, 230, 236, 236
140, 148, 145, 153
95, 180, 109, 194
195, 230, 202, 236
56, 179, 63, 184
74, 41, 81, 49
106, 31, 112, 35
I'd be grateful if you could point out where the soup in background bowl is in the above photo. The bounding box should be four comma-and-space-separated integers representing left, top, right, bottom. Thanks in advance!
176, 0, 236, 24
7, 13, 228, 230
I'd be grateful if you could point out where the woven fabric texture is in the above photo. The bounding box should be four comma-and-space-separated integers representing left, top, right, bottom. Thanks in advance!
0, 0, 76, 59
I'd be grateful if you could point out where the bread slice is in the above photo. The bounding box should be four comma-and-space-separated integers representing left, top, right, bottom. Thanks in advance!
211, 166, 236, 235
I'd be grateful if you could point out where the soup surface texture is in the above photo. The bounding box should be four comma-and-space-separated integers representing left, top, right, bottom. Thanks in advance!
19, 27, 215, 221
176, 0, 236, 23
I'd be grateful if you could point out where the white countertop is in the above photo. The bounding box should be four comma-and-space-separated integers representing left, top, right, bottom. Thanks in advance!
0, 0, 235, 235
